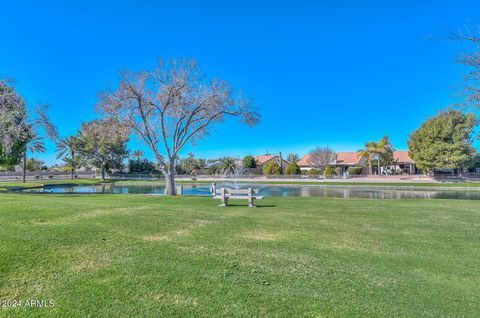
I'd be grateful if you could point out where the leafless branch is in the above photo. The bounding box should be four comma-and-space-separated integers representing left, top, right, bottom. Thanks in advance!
95, 58, 260, 194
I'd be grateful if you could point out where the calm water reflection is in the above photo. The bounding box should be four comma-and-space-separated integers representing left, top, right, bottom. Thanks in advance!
24, 183, 480, 200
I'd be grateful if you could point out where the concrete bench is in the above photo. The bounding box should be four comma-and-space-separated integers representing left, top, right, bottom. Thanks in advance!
213, 188, 264, 208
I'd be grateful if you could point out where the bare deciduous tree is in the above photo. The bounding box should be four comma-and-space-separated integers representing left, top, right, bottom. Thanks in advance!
309, 146, 335, 168
446, 26, 480, 109
287, 153, 300, 163
96, 59, 260, 195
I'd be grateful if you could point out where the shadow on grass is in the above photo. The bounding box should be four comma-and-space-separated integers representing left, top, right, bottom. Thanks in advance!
218, 204, 277, 208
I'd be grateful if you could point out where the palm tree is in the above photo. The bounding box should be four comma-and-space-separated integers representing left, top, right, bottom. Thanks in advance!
190, 158, 207, 175
56, 136, 79, 180
132, 150, 144, 162
357, 139, 389, 175
217, 157, 237, 175
357, 141, 379, 175
287, 153, 300, 163
22, 133, 46, 182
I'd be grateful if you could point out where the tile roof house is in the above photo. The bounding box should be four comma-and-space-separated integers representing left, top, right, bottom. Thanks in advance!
298, 150, 418, 174
336, 152, 365, 166
390, 151, 417, 174
253, 155, 290, 172
254, 155, 277, 166
297, 152, 366, 172
296, 154, 313, 167
393, 151, 413, 163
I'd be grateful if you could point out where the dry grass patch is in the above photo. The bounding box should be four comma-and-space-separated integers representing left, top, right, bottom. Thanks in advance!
71, 255, 110, 273
141, 219, 216, 242
242, 231, 280, 241
153, 292, 200, 307
33, 206, 150, 225
2, 277, 46, 300
64, 246, 112, 273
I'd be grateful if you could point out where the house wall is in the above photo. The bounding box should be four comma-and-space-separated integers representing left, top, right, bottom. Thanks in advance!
383, 163, 417, 174
244, 167, 263, 175
297, 156, 369, 174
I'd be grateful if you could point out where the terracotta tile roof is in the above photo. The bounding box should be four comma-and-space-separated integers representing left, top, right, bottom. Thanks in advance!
297, 154, 313, 166
298, 150, 414, 166
297, 152, 362, 166
336, 152, 362, 165
394, 151, 413, 163
254, 155, 275, 165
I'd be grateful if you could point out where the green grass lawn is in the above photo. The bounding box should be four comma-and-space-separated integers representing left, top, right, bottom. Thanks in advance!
0, 194, 479, 317
302, 181, 480, 187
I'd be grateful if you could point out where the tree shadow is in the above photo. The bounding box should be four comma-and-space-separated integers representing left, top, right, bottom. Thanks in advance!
219, 204, 277, 208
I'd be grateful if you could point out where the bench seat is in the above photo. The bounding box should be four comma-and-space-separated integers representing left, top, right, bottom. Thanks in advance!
213, 187, 263, 207
213, 195, 264, 200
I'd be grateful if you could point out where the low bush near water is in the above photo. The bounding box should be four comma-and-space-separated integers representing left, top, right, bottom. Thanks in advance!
347, 166, 363, 175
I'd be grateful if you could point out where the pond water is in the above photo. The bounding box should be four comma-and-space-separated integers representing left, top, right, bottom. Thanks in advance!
21, 183, 480, 200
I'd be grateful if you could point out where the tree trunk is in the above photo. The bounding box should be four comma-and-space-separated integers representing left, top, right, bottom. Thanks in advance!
71, 151, 75, 180
23, 151, 27, 183
164, 160, 177, 196
368, 158, 372, 175
101, 167, 105, 181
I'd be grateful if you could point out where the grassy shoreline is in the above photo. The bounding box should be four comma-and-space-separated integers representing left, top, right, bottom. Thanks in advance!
113, 179, 480, 189
0, 194, 479, 317
2, 178, 480, 191
0, 179, 104, 191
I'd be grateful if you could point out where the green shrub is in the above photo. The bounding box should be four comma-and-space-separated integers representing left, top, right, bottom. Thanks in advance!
263, 162, 281, 175
129, 159, 157, 174
334, 166, 342, 175
308, 168, 319, 176
285, 162, 301, 175
347, 167, 363, 175
242, 155, 257, 168
324, 166, 333, 176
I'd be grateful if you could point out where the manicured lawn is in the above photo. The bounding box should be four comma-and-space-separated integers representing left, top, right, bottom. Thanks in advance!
305, 181, 480, 187
0, 194, 479, 317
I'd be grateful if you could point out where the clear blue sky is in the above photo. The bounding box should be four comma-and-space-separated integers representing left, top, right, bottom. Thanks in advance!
1, 0, 478, 164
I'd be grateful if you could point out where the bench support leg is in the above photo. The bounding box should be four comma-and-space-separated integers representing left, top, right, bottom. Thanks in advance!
219, 188, 228, 207
248, 188, 256, 207
219, 199, 228, 207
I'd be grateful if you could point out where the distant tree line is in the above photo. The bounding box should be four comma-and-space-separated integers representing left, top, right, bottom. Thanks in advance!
3, 37, 480, 186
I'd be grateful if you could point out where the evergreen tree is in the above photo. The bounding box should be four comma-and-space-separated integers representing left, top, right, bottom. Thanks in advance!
408, 109, 477, 172
242, 155, 257, 168
77, 119, 130, 180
